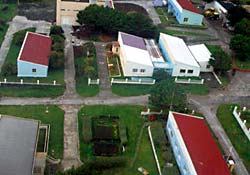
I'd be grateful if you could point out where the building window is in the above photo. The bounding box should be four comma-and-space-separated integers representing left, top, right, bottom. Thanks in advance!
184, 18, 189, 22
180, 69, 185, 73
61, 9, 66, 11
32, 68, 36, 73
132, 68, 138, 72
206, 65, 211, 69
116, 48, 119, 52
187, 70, 193, 74
140, 69, 145, 73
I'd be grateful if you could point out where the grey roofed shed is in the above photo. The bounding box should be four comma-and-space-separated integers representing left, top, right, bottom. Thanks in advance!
0, 116, 39, 175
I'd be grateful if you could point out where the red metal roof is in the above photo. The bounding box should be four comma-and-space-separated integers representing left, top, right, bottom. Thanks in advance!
176, 0, 199, 13
19, 32, 52, 66
172, 112, 231, 175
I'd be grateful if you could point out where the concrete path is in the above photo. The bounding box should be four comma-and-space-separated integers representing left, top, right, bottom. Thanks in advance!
62, 25, 78, 99
0, 16, 51, 72
115, 1, 161, 25
94, 42, 113, 98
60, 105, 82, 170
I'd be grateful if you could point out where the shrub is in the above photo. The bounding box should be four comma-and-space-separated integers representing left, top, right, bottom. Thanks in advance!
0, 19, 6, 31
52, 42, 64, 52
151, 122, 167, 151
50, 34, 65, 45
49, 51, 64, 70
82, 117, 93, 143
50, 25, 64, 36
13, 30, 28, 46
1, 62, 17, 76
1, 5, 8, 12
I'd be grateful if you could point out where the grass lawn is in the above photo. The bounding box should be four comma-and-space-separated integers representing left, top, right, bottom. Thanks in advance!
112, 84, 152, 96
155, 7, 177, 26
218, 74, 231, 86
78, 105, 158, 175
0, 28, 65, 97
0, 105, 64, 159
181, 83, 209, 95
0, 3, 17, 45
160, 29, 211, 37
217, 104, 250, 173
235, 59, 250, 70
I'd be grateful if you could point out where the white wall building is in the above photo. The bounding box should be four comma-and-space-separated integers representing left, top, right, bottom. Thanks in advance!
117, 32, 154, 77
158, 33, 200, 77
188, 44, 213, 72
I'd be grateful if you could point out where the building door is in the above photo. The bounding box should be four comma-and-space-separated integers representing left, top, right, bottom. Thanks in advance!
62, 17, 70, 25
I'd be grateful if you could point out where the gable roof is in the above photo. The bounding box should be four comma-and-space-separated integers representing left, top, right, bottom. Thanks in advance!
18, 32, 52, 66
188, 44, 212, 62
120, 32, 147, 50
159, 33, 200, 67
172, 112, 231, 175
177, 0, 199, 13
0, 116, 39, 175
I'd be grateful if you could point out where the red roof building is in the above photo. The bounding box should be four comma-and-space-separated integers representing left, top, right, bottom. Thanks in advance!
18, 32, 51, 66
17, 32, 52, 77
166, 111, 231, 175
176, 0, 199, 13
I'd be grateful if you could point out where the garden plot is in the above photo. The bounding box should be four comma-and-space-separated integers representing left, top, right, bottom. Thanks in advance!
107, 55, 121, 77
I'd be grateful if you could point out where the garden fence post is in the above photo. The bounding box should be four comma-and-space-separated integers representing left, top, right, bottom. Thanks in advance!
88, 78, 90, 86
4, 78, 6, 83
111, 78, 114, 86
37, 80, 39, 85
125, 78, 128, 83
97, 79, 100, 85
153, 79, 156, 84
53, 80, 56, 86
175, 77, 177, 82
201, 79, 204, 84
243, 120, 246, 125
139, 79, 141, 84
188, 78, 191, 83
20, 79, 23, 84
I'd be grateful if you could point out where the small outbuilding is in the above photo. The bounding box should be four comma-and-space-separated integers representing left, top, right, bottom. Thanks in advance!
17, 32, 52, 77
166, 111, 232, 175
188, 44, 213, 72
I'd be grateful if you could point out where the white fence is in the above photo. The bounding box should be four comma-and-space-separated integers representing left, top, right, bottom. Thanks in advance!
232, 106, 250, 141
174, 77, 204, 84
88, 78, 100, 86
111, 78, 155, 85
141, 108, 163, 116
0, 78, 60, 86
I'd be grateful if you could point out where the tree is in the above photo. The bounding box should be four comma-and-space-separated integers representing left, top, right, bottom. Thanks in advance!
50, 25, 64, 36
50, 34, 65, 45
1, 62, 17, 76
149, 79, 186, 112
77, 5, 158, 39
227, 6, 250, 26
84, 65, 95, 78
209, 48, 232, 73
234, 18, 250, 35
13, 29, 29, 46
49, 51, 64, 69
230, 34, 250, 61
153, 69, 170, 82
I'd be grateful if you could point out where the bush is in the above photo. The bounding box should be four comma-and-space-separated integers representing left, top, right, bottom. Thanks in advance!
82, 117, 93, 143
151, 122, 167, 151
13, 29, 29, 46
50, 25, 64, 36
1, 62, 17, 76
52, 42, 64, 52
49, 51, 64, 70
0, 19, 6, 31
50, 34, 65, 45
1, 5, 8, 12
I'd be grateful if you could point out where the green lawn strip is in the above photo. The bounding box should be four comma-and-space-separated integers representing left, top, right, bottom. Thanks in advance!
235, 59, 250, 70
0, 105, 64, 159
180, 83, 209, 95
0, 3, 17, 44
78, 105, 146, 174
0, 28, 65, 97
160, 29, 211, 37
218, 74, 230, 86
217, 104, 250, 173
131, 128, 158, 175
111, 84, 152, 96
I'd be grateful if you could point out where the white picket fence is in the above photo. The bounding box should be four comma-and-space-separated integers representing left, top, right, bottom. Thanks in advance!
174, 77, 204, 84
111, 78, 155, 85
232, 106, 250, 141
0, 78, 60, 86
88, 78, 100, 86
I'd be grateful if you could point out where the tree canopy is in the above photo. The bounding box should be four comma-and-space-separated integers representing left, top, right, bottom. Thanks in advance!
234, 18, 250, 35
230, 34, 250, 61
149, 78, 186, 112
227, 6, 250, 26
77, 5, 158, 39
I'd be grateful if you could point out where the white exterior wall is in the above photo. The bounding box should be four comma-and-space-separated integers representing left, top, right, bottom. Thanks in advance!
198, 60, 213, 72
17, 60, 48, 77
172, 62, 200, 77
166, 112, 197, 175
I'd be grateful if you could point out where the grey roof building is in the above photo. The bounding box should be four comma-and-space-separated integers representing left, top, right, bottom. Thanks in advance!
0, 116, 39, 175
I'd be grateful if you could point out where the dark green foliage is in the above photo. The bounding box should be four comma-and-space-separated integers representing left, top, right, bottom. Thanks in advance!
151, 122, 167, 152
77, 5, 158, 39
0, 19, 6, 30
149, 78, 186, 112
1, 5, 8, 11
230, 34, 250, 61
1, 62, 17, 76
227, 6, 250, 26
52, 42, 64, 52
207, 45, 232, 72
57, 157, 127, 175
153, 69, 170, 82
50, 34, 65, 45
49, 51, 64, 69
82, 117, 93, 143
13, 28, 35, 46
50, 25, 64, 36
234, 18, 250, 35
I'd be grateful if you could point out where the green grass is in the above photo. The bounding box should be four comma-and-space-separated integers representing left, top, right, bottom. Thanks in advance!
160, 29, 211, 37
217, 104, 250, 173
0, 28, 65, 97
181, 83, 209, 95
235, 59, 250, 70
0, 105, 64, 159
78, 105, 150, 174
0, 3, 17, 45
75, 56, 99, 97
218, 74, 230, 86
112, 84, 152, 96
155, 7, 177, 26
